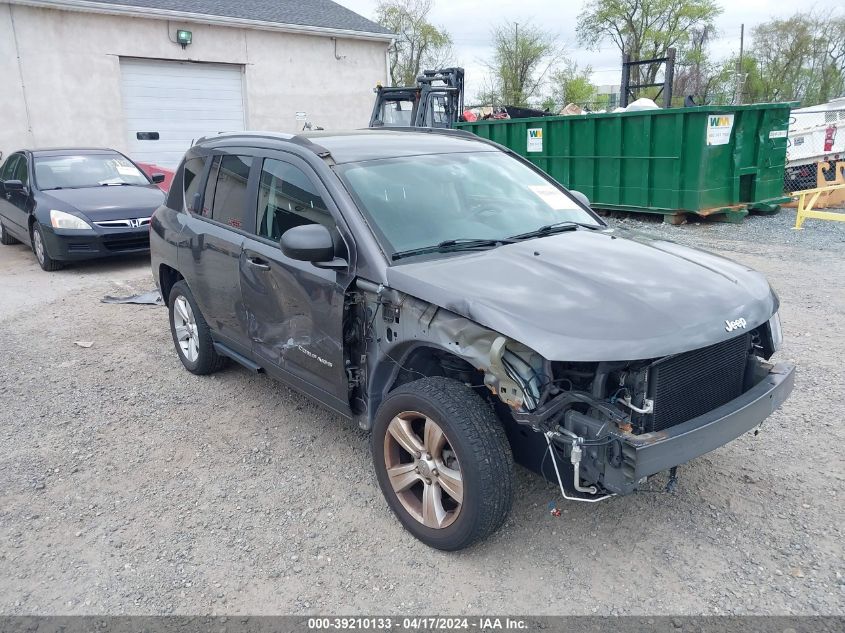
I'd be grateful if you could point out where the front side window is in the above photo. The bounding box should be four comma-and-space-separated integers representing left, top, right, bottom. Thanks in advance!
337, 151, 600, 257
33, 153, 149, 190
13, 155, 29, 185
183, 157, 205, 213
256, 159, 331, 241
1, 154, 21, 181
203, 154, 253, 229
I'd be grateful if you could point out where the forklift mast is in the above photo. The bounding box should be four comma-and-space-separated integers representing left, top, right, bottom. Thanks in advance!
369, 67, 465, 129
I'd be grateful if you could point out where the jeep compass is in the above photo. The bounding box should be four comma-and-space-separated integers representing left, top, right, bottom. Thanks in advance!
149, 129, 795, 550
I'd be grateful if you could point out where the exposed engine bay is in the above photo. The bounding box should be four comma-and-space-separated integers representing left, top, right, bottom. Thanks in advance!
345, 280, 790, 501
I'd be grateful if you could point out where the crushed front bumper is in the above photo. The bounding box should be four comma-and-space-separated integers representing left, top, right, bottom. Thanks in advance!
546, 361, 796, 496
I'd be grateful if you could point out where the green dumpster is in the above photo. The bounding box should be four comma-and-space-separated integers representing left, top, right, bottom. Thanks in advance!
456, 103, 795, 222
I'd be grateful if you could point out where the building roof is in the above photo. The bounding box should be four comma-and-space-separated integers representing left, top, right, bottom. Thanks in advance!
17, 0, 394, 38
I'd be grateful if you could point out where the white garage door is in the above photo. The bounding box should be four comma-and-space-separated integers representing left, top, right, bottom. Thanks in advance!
120, 58, 245, 170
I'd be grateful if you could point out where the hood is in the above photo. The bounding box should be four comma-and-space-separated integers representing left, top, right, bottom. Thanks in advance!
40, 186, 165, 221
386, 229, 777, 362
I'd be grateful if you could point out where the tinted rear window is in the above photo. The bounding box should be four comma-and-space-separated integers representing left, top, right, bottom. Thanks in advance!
183, 157, 206, 213
202, 155, 253, 230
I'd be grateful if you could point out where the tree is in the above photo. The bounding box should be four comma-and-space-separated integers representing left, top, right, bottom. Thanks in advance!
673, 25, 721, 103
376, 0, 453, 87
732, 11, 845, 105
482, 21, 559, 107
577, 0, 722, 90
549, 60, 598, 109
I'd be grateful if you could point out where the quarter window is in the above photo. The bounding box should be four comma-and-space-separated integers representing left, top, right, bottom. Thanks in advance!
255, 159, 331, 241
202, 155, 253, 230
182, 157, 205, 213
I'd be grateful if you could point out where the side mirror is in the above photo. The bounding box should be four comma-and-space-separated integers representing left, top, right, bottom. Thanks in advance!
151, 173, 166, 184
3, 179, 24, 192
570, 190, 591, 208
280, 224, 336, 263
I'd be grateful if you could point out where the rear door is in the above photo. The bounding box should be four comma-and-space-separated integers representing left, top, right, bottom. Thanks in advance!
180, 151, 256, 353
239, 153, 354, 413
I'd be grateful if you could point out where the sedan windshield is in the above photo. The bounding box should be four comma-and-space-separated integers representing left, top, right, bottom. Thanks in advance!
337, 151, 602, 258
34, 154, 149, 190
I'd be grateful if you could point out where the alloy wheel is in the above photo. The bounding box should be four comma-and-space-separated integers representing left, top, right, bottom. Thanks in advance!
33, 228, 45, 265
173, 295, 199, 363
383, 411, 463, 529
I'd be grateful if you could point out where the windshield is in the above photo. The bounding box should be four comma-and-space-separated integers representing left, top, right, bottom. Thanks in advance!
34, 154, 149, 189
337, 151, 602, 257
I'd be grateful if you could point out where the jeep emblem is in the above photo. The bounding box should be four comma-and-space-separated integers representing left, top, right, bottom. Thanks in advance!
725, 318, 747, 332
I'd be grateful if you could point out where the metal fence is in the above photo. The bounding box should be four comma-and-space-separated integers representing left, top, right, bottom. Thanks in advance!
784, 108, 845, 193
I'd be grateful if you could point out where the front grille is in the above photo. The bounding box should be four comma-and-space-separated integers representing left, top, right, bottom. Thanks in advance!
103, 235, 150, 252
94, 217, 151, 228
645, 334, 751, 432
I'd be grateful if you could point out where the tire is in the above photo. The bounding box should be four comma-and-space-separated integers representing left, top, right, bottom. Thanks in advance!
0, 223, 19, 245
372, 376, 514, 550
168, 280, 228, 375
31, 223, 63, 271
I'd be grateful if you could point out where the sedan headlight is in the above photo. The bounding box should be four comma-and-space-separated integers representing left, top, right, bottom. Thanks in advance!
768, 312, 783, 353
50, 209, 92, 230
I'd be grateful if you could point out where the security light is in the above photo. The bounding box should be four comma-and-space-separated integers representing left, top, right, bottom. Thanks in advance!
176, 29, 192, 48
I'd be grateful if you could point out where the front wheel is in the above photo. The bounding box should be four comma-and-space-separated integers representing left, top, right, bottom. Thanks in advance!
31, 224, 62, 271
371, 377, 514, 550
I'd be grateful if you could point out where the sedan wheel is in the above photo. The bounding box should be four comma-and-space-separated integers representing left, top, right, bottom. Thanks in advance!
384, 412, 464, 529
31, 224, 62, 271
0, 223, 19, 245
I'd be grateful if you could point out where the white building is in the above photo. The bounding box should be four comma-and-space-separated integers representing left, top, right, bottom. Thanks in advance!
0, 0, 393, 169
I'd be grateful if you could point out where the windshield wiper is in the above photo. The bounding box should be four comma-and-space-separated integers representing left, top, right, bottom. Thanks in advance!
392, 238, 515, 261
509, 220, 602, 241
100, 182, 133, 186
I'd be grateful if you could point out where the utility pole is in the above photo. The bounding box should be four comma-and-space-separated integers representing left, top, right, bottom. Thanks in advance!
733, 24, 745, 104
513, 22, 519, 105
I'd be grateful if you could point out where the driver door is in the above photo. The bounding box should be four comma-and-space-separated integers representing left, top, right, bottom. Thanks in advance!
0, 153, 32, 241
239, 153, 354, 415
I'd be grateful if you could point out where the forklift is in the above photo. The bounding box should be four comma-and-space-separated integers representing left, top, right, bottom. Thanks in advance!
369, 67, 465, 129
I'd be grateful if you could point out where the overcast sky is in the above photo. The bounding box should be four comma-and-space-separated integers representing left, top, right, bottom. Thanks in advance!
337, 0, 844, 101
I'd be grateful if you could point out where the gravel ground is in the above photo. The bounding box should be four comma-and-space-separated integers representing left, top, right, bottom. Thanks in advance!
1, 207, 843, 616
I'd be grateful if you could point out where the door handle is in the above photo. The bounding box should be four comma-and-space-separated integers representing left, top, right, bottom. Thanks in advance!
246, 256, 271, 271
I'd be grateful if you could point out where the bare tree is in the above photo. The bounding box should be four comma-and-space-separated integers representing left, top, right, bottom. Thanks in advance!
376, 0, 453, 86
483, 20, 559, 107
577, 0, 721, 88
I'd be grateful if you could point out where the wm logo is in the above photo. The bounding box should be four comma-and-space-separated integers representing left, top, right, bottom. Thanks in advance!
709, 116, 731, 126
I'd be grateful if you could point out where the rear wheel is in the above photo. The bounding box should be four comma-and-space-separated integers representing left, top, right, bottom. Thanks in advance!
168, 280, 228, 375
372, 377, 514, 550
0, 223, 19, 245
31, 224, 62, 271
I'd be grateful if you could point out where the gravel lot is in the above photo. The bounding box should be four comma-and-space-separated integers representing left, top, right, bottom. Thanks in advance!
1, 207, 843, 616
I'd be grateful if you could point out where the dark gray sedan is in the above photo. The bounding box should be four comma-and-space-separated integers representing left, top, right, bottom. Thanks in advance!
0, 148, 166, 271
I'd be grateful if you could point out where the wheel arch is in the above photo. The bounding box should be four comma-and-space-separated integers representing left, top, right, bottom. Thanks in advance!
365, 340, 485, 431
158, 264, 184, 301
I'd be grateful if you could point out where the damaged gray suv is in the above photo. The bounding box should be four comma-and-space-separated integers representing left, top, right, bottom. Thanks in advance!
150, 129, 795, 550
